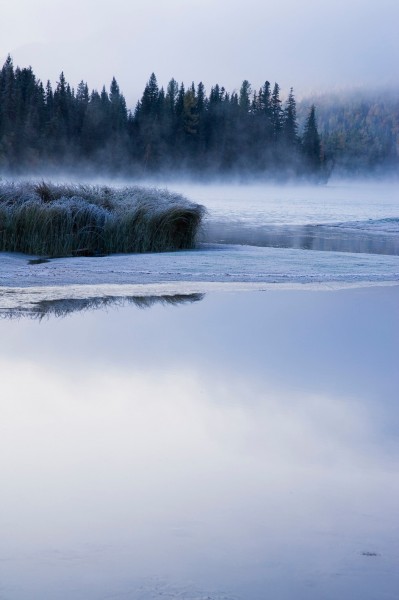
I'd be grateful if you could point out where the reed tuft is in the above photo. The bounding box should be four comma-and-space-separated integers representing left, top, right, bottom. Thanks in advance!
0, 181, 205, 257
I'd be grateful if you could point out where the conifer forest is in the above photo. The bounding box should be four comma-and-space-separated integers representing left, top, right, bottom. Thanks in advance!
0, 56, 397, 178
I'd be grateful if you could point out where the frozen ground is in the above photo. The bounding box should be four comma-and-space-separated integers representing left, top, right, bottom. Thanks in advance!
1, 244, 399, 312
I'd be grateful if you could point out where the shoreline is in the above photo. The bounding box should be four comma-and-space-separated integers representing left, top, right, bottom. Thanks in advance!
2, 279, 398, 316
1, 245, 399, 292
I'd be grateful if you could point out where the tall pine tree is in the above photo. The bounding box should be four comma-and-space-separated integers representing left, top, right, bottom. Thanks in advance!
302, 105, 322, 172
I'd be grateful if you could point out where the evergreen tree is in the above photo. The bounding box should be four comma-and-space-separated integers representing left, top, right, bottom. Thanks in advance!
140, 73, 159, 117
282, 87, 298, 146
162, 78, 179, 153
109, 76, 127, 133
175, 82, 186, 147
194, 81, 207, 164
184, 83, 198, 135
52, 71, 71, 149
259, 81, 271, 117
81, 90, 107, 156
136, 73, 162, 169
271, 83, 282, 141
15, 67, 45, 164
302, 105, 322, 171
75, 80, 89, 141
239, 80, 252, 114
0, 55, 16, 166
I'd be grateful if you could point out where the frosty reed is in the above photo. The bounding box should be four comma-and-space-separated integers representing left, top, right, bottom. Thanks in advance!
0, 181, 205, 257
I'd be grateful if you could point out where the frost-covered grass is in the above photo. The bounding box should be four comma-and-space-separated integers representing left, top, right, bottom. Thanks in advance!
0, 181, 205, 257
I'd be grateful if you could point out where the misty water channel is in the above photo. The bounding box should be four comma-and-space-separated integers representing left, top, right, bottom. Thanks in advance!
1, 285, 399, 600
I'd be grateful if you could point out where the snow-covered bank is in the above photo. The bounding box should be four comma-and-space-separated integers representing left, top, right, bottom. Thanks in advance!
2, 245, 399, 289
1, 243, 398, 313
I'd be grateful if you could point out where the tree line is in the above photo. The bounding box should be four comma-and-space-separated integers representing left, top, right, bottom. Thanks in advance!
0, 55, 325, 177
300, 91, 399, 175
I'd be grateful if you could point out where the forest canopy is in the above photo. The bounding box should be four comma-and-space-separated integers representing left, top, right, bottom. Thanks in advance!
0, 56, 397, 179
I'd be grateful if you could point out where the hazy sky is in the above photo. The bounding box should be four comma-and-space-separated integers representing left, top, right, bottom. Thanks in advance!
1, 0, 398, 106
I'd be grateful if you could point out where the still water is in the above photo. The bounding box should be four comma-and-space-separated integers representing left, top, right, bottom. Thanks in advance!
1, 287, 398, 599
176, 181, 399, 255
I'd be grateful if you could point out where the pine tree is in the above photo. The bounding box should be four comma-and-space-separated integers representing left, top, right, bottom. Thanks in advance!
81, 90, 107, 156
136, 73, 162, 169
271, 82, 282, 141
259, 81, 271, 115
75, 80, 89, 142
52, 71, 70, 149
140, 73, 159, 117
0, 55, 16, 165
165, 78, 178, 117
282, 87, 298, 147
14, 66, 45, 164
302, 105, 322, 171
183, 86, 198, 136
194, 81, 207, 164
239, 80, 252, 114
109, 76, 127, 133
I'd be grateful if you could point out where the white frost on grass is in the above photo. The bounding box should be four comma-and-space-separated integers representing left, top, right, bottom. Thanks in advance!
0, 181, 205, 256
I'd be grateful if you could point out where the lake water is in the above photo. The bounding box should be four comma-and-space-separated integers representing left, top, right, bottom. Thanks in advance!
178, 180, 399, 255
0, 181, 399, 599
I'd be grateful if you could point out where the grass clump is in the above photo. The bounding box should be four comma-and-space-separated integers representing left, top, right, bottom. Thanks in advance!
0, 181, 205, 257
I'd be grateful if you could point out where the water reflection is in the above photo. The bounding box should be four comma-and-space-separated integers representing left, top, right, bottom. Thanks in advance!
0, 293, 204, 320
0, 289, 398, 600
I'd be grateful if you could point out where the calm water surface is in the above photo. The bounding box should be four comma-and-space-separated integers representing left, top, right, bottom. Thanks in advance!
176, 181, 399, 254
1, 287, 399, 599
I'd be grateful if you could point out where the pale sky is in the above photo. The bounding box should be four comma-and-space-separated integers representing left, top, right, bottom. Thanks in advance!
1, 0, 398, 106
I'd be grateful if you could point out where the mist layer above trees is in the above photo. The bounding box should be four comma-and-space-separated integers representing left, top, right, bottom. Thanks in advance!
298, 91, 399, 175
0, 55, 397, 179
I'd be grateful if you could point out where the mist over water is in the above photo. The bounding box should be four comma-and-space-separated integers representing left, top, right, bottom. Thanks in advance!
183, 181, 399, 255
5, 176, 397, 256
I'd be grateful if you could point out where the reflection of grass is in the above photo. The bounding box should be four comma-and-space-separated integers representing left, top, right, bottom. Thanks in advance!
1, 294, 204, 320
0, 181, 205, 257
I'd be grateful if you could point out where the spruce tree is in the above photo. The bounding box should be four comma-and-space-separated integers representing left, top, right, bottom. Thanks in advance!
239, 80, 251, 114
109, 76, 127, 133
282, 88, 298, 147
271, 83, 282, 141
136, 73, 162, 169
0, 55, 16, 165
302, 104, 322, 172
